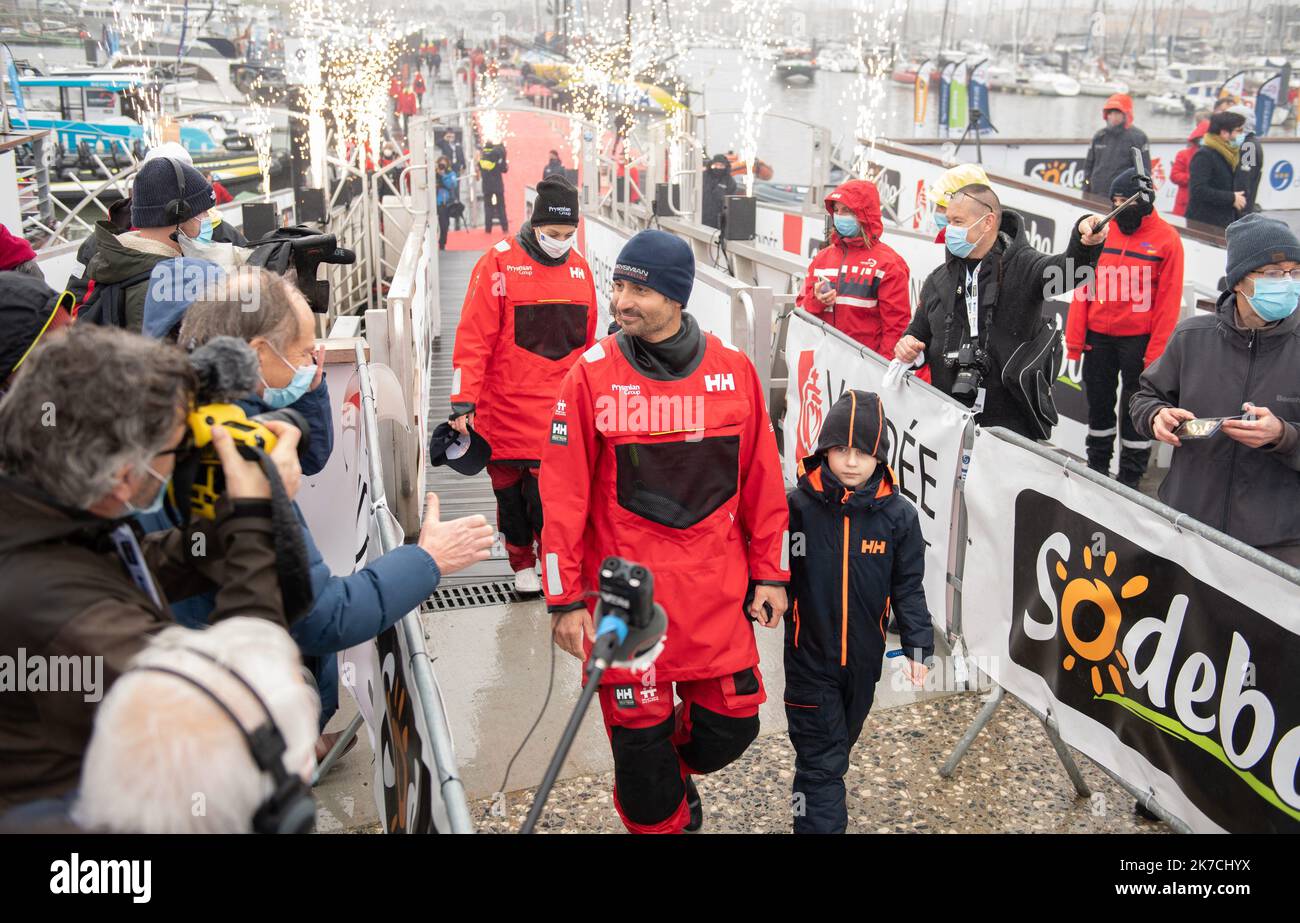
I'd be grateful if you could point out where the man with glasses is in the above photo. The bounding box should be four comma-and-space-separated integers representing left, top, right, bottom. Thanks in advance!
895, 183, 1109, 438
1131, 214, 1300, 567
0, 326, 304, 812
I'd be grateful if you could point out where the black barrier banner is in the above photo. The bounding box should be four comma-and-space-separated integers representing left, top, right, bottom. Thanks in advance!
1008, 488, 1300, 833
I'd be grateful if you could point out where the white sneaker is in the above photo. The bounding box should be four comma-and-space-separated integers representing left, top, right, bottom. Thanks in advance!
514, 568, 542, 595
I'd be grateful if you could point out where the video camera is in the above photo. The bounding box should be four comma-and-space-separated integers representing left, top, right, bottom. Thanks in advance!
246, 226, 356, 315
591, 556, 668, 671
179, 337, 311, 521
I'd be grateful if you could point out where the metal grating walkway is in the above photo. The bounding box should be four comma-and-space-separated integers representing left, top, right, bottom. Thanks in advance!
425, 250, 515, 586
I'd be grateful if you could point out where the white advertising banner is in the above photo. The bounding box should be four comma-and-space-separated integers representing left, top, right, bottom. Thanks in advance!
961, 428, 1300, 833
783, 310, 973, 633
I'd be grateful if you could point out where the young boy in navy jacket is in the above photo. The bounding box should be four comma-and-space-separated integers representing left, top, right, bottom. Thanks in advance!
785, 389, 933, 833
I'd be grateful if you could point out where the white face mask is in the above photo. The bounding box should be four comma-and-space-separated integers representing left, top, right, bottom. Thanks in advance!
536, 229, 574, 259
176, 224, 249, 270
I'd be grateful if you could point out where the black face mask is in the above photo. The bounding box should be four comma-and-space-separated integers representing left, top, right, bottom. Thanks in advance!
1115, 201, 1152, 235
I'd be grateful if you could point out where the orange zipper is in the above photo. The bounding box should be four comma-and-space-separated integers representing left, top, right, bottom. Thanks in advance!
879, 596, 891, 640
793, 598, 801, 648
841, 514, 850, 666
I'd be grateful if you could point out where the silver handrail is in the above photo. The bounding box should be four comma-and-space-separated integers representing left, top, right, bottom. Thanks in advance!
354, 341, 474, 834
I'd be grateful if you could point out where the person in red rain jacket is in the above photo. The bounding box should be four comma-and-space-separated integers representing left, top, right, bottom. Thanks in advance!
450, 177, 597, 594
396, 85, 418, 139
412, 70, 426, 109
1170, 121, 1209, 218
540, 229, 790, 835
1066, 168, 1184, 489
796, 179, 911, 360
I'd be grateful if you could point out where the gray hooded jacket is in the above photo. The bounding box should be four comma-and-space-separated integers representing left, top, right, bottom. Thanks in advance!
1129, 289, 1300, 548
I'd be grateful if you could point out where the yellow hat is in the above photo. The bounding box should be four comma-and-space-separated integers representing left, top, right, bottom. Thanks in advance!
929, 163, 992, 209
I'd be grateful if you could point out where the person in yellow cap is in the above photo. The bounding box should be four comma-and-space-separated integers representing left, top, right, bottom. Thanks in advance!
927, 163, 990, 243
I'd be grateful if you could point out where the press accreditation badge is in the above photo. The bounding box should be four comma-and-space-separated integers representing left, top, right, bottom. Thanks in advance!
972, 387, 987, 416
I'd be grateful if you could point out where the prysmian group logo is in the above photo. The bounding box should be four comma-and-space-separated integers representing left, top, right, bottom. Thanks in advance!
1009, 489, 1300, 832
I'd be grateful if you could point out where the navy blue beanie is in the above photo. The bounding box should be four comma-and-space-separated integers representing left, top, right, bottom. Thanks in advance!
131, 157, 214, 228
612, 229, 694, 307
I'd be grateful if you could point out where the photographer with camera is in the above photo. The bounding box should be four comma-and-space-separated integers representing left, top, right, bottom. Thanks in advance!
0, 326, 302, 812
179, 271, 494, 756
541, 230, 789, 834
895, 184, 1109, 438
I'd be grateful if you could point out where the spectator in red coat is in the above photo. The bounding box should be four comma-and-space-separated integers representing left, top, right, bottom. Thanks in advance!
1169, 121, 1208, 218
206, 173, 234, 206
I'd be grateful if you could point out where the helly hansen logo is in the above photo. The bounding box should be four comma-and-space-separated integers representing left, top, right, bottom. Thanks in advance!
861, 540, 887, 554
614, 685, 636, 709
550, 420, 568, 445
704, 373, 735, 392
569, 266, 586, 280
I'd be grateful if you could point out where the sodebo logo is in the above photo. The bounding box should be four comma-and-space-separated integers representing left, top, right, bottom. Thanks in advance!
1009, 489, 1300, 833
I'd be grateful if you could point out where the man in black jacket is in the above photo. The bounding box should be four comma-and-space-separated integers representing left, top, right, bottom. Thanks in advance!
1185, 110, 1248, 229
700, 153, 737, 230
895, 184, 1108, 438
1228, 104, 1264, 214
478, 139, 509, 234
1129, 214, 1300, 567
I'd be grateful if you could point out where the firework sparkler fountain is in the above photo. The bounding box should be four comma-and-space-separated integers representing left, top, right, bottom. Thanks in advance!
844, 0, 906, 179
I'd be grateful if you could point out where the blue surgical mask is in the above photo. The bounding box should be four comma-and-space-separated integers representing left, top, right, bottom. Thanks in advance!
833, 214, 860, 238
1246, 278, 1300, 322
934, 212, 949, 229
944, 216, 989, 259
124, 464, 170, 516
262, 343, 316, 408
1230, 133, 1245, 149
197, 216, 214, 243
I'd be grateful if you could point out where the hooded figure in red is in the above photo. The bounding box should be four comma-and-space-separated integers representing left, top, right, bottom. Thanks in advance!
1082, 93, 1151, 201
796, 179, 912, 360
1170, 121, 1209, 217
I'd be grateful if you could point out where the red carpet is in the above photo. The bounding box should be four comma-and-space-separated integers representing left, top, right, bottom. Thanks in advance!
446, 109, 580, 252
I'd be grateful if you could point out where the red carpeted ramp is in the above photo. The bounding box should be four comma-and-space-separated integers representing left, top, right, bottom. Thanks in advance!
445, 108, 580, 252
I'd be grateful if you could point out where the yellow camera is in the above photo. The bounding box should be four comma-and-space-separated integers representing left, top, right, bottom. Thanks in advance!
184, 403, 304, 520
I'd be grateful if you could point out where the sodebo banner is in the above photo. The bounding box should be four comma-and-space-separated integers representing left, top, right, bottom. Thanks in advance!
783, 310, 972, 634
961, 428, 1300, 833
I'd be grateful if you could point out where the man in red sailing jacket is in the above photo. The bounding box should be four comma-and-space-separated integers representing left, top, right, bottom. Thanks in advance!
796, 179, 912, 360
540, 229, 790, 834
450, 177, 597, 593
1066, 168, 1184, 489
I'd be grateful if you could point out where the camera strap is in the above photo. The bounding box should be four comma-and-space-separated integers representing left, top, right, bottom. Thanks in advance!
110, 523, 164, 609
963, 263, 981, 336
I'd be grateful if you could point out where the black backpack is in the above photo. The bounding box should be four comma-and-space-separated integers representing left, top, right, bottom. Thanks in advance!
1001, 316, 1064, 440
76, 269, 154, 328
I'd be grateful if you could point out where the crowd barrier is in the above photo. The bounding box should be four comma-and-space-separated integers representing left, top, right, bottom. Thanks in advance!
779, 305, 1300, 833
295, 330, 472, 834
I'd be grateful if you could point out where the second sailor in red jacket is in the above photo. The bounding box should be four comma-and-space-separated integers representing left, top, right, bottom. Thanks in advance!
541, 229, 790, 834
1066, 168, 1184, 488
796, 179, 912, 359
450, 176, 597, 593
